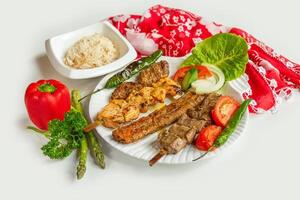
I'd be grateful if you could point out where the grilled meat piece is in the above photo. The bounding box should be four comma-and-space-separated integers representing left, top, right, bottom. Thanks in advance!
187, 92, 221, 120
112, 92, 206, 144
111, 60, 170, 100
149, 93, 221, 166
137, 60, 169, 86
98, 78, 181, 129
111, 82, 142, 100
176, 113, 207, 131
99, 99, 140, 128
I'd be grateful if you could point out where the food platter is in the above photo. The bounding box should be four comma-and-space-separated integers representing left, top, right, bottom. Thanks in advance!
89, 56, 250, 164
22, 4, 300, 180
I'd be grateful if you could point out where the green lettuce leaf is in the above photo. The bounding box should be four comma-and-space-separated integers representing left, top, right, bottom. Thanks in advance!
180, 54, 201, 68
180, 33, 248, 80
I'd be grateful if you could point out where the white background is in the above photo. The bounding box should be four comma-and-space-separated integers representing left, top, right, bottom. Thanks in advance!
1, 0, 300, 199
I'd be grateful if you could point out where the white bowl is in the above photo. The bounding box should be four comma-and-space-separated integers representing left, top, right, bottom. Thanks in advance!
45, 21, 137, 79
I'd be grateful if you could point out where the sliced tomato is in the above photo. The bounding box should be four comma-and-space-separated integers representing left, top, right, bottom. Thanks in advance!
212, 96, 240, 127
173, 66, 191, 81
197, 66, 213, 79
173, 66, 213, 81
195, 125, 222, 151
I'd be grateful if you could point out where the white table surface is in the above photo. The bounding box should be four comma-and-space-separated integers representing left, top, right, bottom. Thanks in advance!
1, 0, 300, 199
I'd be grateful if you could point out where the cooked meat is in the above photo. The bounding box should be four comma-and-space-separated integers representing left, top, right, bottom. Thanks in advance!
152, 77, 182, 96
111, 82, 142, 100
112, 92, 206, 144
176, 113, 207, 131
156, 128, 190, 154
111, 60, 171, 100
149, 93, 221, 166
137, 60, 169, 86
97, 78, 181, 128
187, 92, 221, 120
99, 99, 140, 128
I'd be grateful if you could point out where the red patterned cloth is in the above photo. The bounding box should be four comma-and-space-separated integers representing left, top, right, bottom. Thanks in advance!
108, 5, 300, 113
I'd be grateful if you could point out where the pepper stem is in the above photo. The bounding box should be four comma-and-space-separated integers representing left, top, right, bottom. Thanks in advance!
27, 126, 50, 138
38, 83, 56, 93
78, 88, 104, 102
193, 145, 214, 161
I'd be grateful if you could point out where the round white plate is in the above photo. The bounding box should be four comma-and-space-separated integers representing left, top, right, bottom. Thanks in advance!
88, 56, 250, 164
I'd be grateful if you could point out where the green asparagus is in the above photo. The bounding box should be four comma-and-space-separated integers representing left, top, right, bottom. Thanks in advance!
87, 133, 105, 169
76, 136, 88, 179
71, 90, 89, 179
72, 90, 105, 169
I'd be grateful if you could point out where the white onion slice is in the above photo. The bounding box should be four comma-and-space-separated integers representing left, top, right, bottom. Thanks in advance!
191, 64, 225, 94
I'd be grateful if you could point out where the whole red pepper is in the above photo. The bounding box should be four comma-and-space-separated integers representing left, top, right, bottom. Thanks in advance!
25, 79, 71, 130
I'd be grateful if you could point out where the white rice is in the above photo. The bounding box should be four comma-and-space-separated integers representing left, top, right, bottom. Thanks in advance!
64, 33, 118, 69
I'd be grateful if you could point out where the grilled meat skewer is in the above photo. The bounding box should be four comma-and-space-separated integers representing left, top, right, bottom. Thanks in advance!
111, 60, 170, 101
112, 92, 206, 144
85, 60, 181, 131
149, 93, 221, 166
98, 78, 181, 128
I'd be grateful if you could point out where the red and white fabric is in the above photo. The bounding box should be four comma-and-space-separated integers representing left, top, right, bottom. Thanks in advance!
108, 5, 300, 114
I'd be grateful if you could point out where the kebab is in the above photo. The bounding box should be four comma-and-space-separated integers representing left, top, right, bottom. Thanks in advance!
149, 93, 221, 166
84, 60, 182, 131
112, 92, 205, 144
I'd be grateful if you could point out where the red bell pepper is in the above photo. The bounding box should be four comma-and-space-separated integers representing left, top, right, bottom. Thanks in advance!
25, 79, 71, 130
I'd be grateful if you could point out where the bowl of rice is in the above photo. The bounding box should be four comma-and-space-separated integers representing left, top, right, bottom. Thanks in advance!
45, 21, 137, 79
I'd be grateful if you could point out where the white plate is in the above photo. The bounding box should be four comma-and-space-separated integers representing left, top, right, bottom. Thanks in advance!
88, 56, 250, 164
45, 21, 137, 79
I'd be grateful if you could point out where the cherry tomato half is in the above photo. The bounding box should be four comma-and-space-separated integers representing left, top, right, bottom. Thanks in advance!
195, 125, 222, 151
212, 96, 240, 127
173, 66, 213, 81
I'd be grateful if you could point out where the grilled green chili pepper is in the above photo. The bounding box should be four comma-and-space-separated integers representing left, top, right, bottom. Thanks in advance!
193, 99, 252, 161
181, 68, 198, 91
79, 49, 163, 101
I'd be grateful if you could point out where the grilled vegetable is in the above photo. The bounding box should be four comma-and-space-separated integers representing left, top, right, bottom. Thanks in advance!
212, 96, 240, 127
79, 50, 163, 101
214, 99, 251, 147
181, 68, 198, 91
193, 99, 251, 161
195, 125, 222, 151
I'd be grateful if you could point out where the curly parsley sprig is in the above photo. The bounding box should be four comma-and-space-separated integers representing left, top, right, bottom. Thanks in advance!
28, 109, 86, 159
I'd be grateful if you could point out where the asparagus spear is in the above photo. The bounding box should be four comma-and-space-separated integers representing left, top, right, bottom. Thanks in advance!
87, 132, 105, 169
72, 90, 105, 169
76, 136, 88, 179
71, 90, 88, 179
